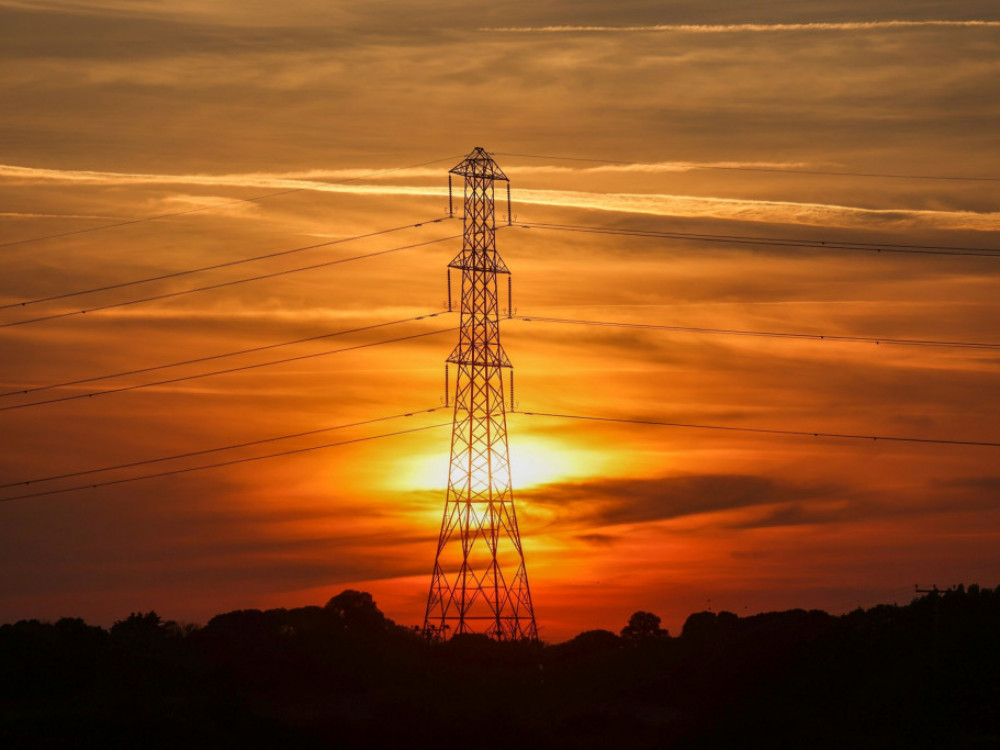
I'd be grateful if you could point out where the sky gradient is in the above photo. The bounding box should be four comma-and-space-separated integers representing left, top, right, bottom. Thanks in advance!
1, 0, 999, 641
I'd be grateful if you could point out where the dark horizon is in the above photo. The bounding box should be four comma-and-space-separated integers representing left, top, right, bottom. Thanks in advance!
4, 584, 1000, 748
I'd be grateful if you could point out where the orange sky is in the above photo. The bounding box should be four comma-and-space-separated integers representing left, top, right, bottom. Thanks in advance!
1, 1, 999, 641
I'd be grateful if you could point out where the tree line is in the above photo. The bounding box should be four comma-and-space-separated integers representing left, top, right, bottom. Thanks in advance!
2, 585, 999, 748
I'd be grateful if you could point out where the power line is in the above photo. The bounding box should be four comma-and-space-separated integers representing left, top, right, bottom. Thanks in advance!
0, 154, 463, 250
0, 235, 460, 329
0, 326, 456, 412
516, 221, 1000, 259
0, 312, 449, 398
493, 151, 1000, 183
0, 217, 447, 311
516, 410, 1000, 448
523, 220, 1000, 254
0, 407, 443, 491
0, 419, 451, 504
0, 191, 302, 250
513, 314, 1000, 351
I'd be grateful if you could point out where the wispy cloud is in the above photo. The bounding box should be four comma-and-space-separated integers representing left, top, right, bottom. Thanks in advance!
521, 473, 842, 529
0, 161, 811, 184
511, 161, 813, 176
484, 21, 1000, 33
0, 163, 439, 188
0, 211, 115, 220
0, 0, 348, 26
5, 164, 998, 231
515, 188, 1000, 232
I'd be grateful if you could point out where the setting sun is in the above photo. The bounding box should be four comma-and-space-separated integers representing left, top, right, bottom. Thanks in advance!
389, 431, 605, 494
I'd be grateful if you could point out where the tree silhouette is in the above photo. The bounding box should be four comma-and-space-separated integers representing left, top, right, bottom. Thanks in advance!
3, 586, 1000, 748
621, 610, 668, 641
110, 611, 173, 646
324, 590, 390, 632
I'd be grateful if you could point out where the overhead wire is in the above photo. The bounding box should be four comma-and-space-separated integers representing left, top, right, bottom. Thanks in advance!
0, 217, 448, 311
0, 326, 456, 412
0, 154, 464, 249
0, 419, 451, 504
6, 150, 996, 511
515, 221, 1000, 258
512, 314, 1000, 351
493, 151, 1000, 183
516, 410, 1000, 448
0, 407, 443, 491
0, 312, 450, 398
0, 234, 460, 328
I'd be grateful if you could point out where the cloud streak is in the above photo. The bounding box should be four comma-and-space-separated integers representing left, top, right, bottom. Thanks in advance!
5, 164, 998, 231
0, 160, 811, 184
0, 211, 114, 220
521, 473, 842, 529
515, 188, 1000, 232
484, 21, 1000, 34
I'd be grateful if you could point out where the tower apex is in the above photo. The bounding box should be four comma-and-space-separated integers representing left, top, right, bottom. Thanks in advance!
449, 147, 509, 182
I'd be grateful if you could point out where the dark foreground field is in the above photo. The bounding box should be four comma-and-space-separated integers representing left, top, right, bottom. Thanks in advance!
2, 586, 999, 749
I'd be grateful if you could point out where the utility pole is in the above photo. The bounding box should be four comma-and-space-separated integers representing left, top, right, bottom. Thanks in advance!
423, 147, 537, 640
915, 584, 943, 666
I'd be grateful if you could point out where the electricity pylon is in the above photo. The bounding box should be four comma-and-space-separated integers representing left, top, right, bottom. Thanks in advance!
423, 147, 537, 640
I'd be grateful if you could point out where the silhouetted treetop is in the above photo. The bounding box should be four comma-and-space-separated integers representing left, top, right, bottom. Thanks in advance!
110, 611, 180, 647
324, 589, 393, 632
621, 610, 669, 641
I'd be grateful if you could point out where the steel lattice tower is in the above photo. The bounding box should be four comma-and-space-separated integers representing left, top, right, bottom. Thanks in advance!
423, 147, 537, 641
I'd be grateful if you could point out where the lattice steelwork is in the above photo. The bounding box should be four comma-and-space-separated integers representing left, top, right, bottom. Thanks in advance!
423, 147, 537, 640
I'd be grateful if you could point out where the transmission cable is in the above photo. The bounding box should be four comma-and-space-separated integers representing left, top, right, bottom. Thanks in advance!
0, 154, 463, 249
0, 312, 450, 398
0, 327, 456, 412
515, 221, 1000, 259
494, 151, 1000, 183
0, 235, 460, 329
0, 217, 448, 311
0, 407, 444, 491
0, 420, 451, 504
516, 410, 1000, 448
513, 314, 1000, 351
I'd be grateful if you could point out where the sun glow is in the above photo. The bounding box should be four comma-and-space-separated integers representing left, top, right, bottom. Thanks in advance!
508, 437, 582, 489
389, 435, 601, 493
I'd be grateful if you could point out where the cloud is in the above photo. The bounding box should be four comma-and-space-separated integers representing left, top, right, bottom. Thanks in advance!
930, 475, 1000, 500
0, 163, 445, 190
0, 211, 114, 219
521, 473, 842, 528
6, 163, 998, 231
574, 533, 618, 546
508, 161, 815, 175
484, 21, 1000, 33
515, 188, 1000, 231
0, 0, 356, 28
0, 160, 814, 184
521, 471, 1000, 535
